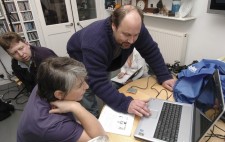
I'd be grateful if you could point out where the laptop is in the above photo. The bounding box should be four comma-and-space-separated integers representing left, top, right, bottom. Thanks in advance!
134, 69, 225, 142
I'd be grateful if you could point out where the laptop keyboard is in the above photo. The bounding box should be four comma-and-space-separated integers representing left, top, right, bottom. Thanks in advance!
153, 102, 182, 142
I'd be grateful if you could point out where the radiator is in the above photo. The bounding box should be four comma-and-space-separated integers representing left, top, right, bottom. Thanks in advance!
146, 27, 188, 65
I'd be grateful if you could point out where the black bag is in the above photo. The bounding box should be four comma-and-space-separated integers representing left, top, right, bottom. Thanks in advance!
0, 99, 14, 121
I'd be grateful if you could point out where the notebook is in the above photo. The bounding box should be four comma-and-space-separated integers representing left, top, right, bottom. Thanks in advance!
134, 69, 225, 142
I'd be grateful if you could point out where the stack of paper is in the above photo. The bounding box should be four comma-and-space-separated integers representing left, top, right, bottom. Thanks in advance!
98, 105, 135, 136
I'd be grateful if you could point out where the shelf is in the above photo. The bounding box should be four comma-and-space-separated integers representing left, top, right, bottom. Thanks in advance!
9, 11, 18, 14
29, 39, 39, 42
20, 10, 31, 13
26, 29, 36, 33
23, 20, 34, 23
17, 31, 24, 34
4, 1, 14, 3
12, 21, 20, 24
0, 17, 5, 20
0, 0, 40, 44
143, 13, 196, 21
106, 9, 195, 21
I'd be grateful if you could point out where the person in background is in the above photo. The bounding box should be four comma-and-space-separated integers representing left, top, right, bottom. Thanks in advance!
0, 32, 57, 93
113, 48, 149, 89
67, 5, 176, 118
17, 57, 106, 142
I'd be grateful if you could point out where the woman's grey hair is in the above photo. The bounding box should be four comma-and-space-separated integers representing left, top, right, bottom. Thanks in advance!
110, 5, 143, 28
37, 57, 87, 102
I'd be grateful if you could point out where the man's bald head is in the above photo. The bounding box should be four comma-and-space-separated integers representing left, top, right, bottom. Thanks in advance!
111, 5, 143, 28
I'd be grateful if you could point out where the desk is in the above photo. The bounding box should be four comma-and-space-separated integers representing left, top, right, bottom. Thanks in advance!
106, 76, 225, 142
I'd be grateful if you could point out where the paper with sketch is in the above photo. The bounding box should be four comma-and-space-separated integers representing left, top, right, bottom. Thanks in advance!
111, 67, 142, 84
98, 105, 135, 136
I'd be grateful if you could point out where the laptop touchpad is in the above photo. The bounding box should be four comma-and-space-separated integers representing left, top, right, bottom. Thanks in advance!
150, 110, 159, 119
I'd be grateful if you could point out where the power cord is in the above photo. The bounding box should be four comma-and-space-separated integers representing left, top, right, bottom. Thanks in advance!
166, 60, 198, 75
205, 125, 225, 141
1, 83, 28, 105
129, 76, 173, 100
129, 76, 152, 90
150, 83, 172, 100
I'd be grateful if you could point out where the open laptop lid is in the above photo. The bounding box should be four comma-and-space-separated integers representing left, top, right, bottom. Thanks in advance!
192, 69, 225, 142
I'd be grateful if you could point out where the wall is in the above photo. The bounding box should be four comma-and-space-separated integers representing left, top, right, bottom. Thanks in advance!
143, 0, 225, 65
0, 48, 13, 85
103, 0, 225, 65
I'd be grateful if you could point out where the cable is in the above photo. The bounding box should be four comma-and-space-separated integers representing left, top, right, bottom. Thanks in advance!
2, 88, 21, 101
215, 124, 225, 133
167, 93, 173, 100
1, 83, 28, 105
15, 94, 28, 104
130, 76, 173, 100
209, 129, 225, 139
155, 89, 167, 98
205, 126, 214, 142
130, 76, 151, 89
150, 83, 172, 100
2, 88, 27, 101
205, 125, 225, 141
0, 85, 17, 91
150, 82, 159, 93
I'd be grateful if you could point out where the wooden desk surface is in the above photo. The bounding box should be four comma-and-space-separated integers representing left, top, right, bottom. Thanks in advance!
106, 76, 225, 142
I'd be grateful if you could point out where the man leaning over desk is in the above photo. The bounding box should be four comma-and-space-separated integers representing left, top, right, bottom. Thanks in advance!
67, 5, 176, 118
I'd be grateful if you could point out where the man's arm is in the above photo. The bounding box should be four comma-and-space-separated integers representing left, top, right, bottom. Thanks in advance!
135, 24, 173, 84
135, 24, 177, 91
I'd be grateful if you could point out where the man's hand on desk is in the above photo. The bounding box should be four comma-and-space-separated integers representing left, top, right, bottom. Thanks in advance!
162, 78, 177, 92
128, 99, 151, 117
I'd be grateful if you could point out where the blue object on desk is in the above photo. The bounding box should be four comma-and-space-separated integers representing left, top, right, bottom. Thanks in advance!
173, 59, 225, 104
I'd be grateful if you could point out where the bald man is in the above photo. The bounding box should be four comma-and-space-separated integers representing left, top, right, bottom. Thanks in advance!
67, 5, 176, 117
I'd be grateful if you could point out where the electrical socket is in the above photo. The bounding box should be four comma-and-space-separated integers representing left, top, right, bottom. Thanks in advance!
0, 73, 4, 79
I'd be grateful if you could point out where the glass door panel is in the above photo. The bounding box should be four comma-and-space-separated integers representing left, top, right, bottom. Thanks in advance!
40, 0, 68, 25
76, 0, 97, 21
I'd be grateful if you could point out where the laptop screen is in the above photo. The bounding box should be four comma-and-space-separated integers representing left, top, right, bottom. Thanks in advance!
193, 70, 224, 142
